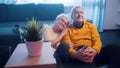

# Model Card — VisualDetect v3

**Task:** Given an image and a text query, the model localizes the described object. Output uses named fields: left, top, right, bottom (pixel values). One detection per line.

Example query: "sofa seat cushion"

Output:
left=0, top=27, right=19, bottom=36
left=0, top=27, right=20, bottom=50
left=0, top=20, right=54, bottom=28
left=0, top=22, right=27, bottom=27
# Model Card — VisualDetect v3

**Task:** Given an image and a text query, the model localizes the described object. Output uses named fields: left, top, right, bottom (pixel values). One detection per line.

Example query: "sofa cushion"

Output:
left=0, top=22, right=27, bottom=27
left=0, top=27, right=20, bottom=51
left=0, top=4, right=8, bottom=22
left=8, top=3, right=36, bottom=21
left=37, top=4, right=64, bottom=21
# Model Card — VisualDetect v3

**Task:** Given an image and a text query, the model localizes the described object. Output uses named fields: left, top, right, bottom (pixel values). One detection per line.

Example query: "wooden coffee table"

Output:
left=5, top=42, right=56, bottom=68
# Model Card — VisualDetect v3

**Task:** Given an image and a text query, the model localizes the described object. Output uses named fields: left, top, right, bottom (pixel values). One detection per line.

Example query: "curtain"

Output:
left=0, top=0, right=16, bottom=4
left=82, top=0, right=106, bottom=32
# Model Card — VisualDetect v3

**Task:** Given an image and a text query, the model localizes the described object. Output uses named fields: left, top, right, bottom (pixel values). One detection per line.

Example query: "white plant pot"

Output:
left=25, top=40, right=43, bottom=57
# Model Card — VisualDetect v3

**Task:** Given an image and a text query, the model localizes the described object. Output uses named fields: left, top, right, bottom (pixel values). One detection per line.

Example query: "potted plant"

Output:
left=22, top=18, right=43, bottom=57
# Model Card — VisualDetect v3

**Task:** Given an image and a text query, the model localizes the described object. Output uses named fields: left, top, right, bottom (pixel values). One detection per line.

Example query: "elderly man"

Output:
left=56, top=6, right=120, bottom=68
left=60, top=6, right=102, bottom=68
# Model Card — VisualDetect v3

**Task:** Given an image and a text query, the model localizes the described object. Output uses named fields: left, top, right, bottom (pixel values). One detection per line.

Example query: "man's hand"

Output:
left=72, top=46, right=97, bottom=63
left=81, top=47, right=97, bottom=63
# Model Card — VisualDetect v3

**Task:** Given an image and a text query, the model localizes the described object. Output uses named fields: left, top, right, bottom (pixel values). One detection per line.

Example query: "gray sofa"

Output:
left=0, top=3, right=64, bottom=67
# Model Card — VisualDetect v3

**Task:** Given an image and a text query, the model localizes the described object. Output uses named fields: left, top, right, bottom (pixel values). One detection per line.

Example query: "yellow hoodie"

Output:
left=62, top=21, right=102, bottom=54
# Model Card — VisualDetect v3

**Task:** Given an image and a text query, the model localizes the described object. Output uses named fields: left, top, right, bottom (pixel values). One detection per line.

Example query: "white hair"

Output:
left=54, top=13, right=69, bottom=24
left=55, top=13, right=67, bottom=20
left=71, top=6, right=83, bottom=16
left=70, top=6, right=84, bottom=23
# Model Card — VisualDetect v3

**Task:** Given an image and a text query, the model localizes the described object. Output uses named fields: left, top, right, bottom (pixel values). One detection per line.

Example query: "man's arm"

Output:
left=91, top=25, right=102, bottom=53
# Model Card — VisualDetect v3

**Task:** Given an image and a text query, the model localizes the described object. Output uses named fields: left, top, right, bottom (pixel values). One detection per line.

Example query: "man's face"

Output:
left=72, top=7, right=84, bottom=24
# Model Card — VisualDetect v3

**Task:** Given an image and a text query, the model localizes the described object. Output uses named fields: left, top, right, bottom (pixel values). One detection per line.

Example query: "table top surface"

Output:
left=5, top=42, right=56, bottom=68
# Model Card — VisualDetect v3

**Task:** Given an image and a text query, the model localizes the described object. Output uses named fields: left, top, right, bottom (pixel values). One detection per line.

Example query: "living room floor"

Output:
left=99, top=29, right=120, bottom=68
